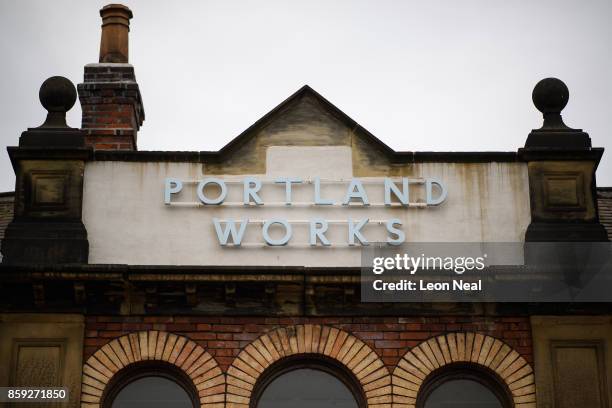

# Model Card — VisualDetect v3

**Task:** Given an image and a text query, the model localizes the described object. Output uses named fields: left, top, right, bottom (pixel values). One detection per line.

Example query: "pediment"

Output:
left=204, top=85, right=397, bottom=176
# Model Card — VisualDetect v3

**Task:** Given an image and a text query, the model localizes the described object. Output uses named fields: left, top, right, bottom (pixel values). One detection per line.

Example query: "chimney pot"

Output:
left=79, top=4, right=144, bottom=150
left=99, top=4, right=133, bottom=63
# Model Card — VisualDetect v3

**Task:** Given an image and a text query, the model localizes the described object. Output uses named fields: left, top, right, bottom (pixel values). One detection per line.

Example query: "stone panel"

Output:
left=532, top=316, right=612, bottom=408
left=0, top=314, right=84, bottom=408
left=552, top=342, right=605, bottom=408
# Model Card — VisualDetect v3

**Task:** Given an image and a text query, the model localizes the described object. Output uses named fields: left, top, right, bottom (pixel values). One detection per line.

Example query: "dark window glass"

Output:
left=423, top=378, right=503, bottom=408
left=257, top=368, right=359, bottom=408
left=111, top=376, right=194, bottom=408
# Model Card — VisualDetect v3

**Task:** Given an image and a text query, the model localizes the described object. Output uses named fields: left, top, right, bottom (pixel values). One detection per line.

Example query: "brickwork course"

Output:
left=83, top=316, right=533, bottom=369
left=81, top=316, right=535, bottom=407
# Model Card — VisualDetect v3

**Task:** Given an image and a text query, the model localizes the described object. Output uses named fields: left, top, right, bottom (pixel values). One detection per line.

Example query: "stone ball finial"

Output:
left=39, top=76, right=77, bottom=113
left=38, top=76, right=77, bottom=128
left=532, top=77, right=569, bottom=114
left=526, top=77, right=591, bottom=148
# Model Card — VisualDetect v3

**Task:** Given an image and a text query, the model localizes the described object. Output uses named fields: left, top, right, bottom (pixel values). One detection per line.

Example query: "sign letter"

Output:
left=384, top=178, right=409, bottom=206
left=197, top=178, right=227, bottom=205
left=262, top=219, right=292, bottom=246
left=309, top=219, right=331, bottom=246
left=275, top=177, right=302, bottom=205
left=386, top=218, right=405, bottom=245
left=244, top=177, right=263, bottom=205
left=342, top=179, right=370, bottom=206
left=164, top=178, right=183, bottom=204
left=348, top=218, right=369, bottom=246
left=314, top=177, right=334, bottom=205
left=213, top=218, right=249, bottom=245
left=426, top=178, right=447, bottom=206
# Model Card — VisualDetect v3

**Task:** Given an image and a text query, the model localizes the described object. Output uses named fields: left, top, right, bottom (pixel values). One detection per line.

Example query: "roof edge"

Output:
left=92, top=150, right=521, bottom=163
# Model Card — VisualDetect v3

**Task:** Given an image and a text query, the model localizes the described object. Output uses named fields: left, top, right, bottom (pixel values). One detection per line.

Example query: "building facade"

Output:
left=1, top=5, right=611, bottom=408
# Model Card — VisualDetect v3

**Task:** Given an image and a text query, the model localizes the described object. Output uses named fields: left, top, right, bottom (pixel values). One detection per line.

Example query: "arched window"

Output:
left=101, top=362, right=199, bottom=408
left=416, top=363, right=513, bottom=408
left=252, top=356, right=365, bottom=408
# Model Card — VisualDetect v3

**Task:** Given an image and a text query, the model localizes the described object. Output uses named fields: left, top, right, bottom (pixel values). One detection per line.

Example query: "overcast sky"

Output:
left=0, top=0, right=610, bottom=193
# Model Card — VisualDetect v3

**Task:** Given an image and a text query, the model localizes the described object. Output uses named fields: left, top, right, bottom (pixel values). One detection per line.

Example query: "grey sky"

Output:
left=1, top=0, right=610, bottom=193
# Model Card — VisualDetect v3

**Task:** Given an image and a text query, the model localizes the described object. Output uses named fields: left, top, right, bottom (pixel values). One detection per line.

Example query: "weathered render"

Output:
left=82, top=89, right=531, bottom=266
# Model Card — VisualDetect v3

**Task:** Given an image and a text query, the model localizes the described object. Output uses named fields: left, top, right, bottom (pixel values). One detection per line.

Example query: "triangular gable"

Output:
left=203, top=85, right=399, bottom=176
left=220, top=85, right=395, bottom=155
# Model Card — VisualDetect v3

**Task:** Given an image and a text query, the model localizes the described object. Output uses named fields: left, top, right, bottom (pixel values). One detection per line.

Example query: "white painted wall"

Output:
left=82, top=146, right=531, bottom=266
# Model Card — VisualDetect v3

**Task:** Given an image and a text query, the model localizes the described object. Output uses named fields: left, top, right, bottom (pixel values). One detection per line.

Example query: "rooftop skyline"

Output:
left=1, top=0, right=610, bottom=191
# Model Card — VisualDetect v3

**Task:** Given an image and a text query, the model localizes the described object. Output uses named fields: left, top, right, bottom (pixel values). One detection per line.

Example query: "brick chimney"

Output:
left=78, top=4, right=144, bottom=150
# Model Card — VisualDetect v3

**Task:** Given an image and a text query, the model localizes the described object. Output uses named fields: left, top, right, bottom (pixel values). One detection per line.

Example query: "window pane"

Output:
left=424, top=379, right=502, bottom=408
left=111, top=376, right=193, bottom=408
left=257, top=368, right=359, bottom=408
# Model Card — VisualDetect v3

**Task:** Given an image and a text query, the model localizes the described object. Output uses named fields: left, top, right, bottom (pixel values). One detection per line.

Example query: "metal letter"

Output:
left=426, top=178, right=448, bottom=206
left=275, top=177, right=302, bottom=205
left=386, top=218, right=405, bottom=245
left=197, top=178, right=227, bottom=205
left=262, top=219, right=292, bottom=246
left=164, top=178, right=183, bottom=204
left=314, top=177, right=334, bottom=205
left=309, top=218, right=331, bottom=246
left=212, top=218, right=248, bottom=245
left=342, top=179, right=370, bottom=206
left=348, top=218, right=369, bottom=246
left=244, top=177, right=263, bottom=205
left=384, top=178, right=409, bottom=206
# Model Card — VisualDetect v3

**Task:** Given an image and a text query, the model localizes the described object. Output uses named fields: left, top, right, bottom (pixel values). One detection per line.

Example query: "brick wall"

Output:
left=84, top=315, right=532, bottom=371
left=77, top=64, right=144, bottom=150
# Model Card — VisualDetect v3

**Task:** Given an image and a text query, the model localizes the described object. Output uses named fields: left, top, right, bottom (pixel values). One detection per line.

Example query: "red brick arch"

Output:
left=80, top=330, right=224, bottom=408
left=225, top=324, right=392, bottom=407
left=392, top=332, right=536, bottom=408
